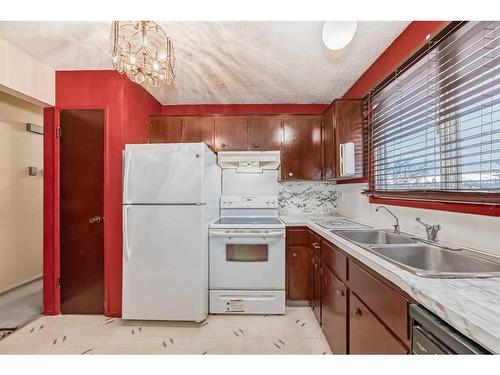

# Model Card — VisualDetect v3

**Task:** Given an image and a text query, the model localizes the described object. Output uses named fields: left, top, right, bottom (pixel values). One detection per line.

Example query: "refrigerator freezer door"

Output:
left=122, top=205, right=208, bottom=321
left=123, top=143, right=207, bottom=204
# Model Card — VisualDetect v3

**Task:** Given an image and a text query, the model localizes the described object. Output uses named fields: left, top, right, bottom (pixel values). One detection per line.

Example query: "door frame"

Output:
left=44, top=105, right=109, bottom=315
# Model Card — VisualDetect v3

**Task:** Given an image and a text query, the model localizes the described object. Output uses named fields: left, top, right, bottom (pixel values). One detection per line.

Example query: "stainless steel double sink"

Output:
left=332, top=229, right=500, bottom=278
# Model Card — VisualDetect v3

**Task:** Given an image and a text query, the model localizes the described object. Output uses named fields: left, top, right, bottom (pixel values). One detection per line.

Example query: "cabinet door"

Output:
left=312, top=255, right=322, bottom=324
left=182, top=117, right=215, bottom=149
left=214, top=117, right=249, bottom=151
left=322, top=104, right=335, bottom=180
left=334, top=100, right=364, bottom=178
left=349, top=294, right=408, bottom=354
left=149, top=117, right=182, bottom=143
left=248, top=116, right=282, bottom=151
left=322, top=267, right=347, bottom=354
left=282, top=116, right=322, bottom=180
left=287, top=246, right=311, bottom=300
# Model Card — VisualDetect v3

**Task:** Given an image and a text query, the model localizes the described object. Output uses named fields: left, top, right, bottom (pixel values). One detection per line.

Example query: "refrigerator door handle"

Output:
left=123, top=206, right=131, bottom=261
left=123, top=151, right=132, bottom=203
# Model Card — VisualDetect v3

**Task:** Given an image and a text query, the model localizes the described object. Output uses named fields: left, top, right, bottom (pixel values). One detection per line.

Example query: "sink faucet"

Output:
left=376, top=206, right=400, bottom=234
left=416, top=218, right=441, bottom=242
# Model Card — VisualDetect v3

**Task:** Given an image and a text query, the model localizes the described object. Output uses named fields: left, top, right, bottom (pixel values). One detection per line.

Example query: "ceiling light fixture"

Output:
left=110, top=21, right=175, bottom=87
left=322, top=21, right=358, bottom=50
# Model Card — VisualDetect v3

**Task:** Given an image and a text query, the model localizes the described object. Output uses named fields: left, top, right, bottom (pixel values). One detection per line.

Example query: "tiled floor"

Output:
left=0, top=307, right=331, bottom=355
left=0, top=278, right=42, bottom=329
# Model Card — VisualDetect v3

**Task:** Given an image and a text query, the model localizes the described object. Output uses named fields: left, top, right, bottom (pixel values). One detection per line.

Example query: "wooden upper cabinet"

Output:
left=333, top=99, right=364, bottom=179
left=282, top=116, right=322, bottom=180
left=181, top=117, right=215, bottom=150
left=322, top=104, right=336, bottom=180
left=149, top=116, right=182, bottom=143
left=248, top=116, right=282, bottom=151
left=214, top=117, right=249, bottom=151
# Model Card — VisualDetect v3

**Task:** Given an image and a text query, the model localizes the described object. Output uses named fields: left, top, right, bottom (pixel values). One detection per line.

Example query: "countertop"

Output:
left=279, top=213, right=500, bottom=353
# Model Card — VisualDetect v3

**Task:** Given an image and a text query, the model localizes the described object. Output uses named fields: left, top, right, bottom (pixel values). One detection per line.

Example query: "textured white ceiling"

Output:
left=0, top=21, right=409, bottom=104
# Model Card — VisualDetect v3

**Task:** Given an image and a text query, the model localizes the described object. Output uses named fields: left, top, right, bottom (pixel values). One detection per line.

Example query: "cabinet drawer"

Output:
left=322, top=240, right=347, bottom=282
left=350, top=261, right=409, bottom=343
left=286, top=227, right=310, bottom=246
left=310, top=232, right=322, bottom=258
left=350, top=294, right=408, bottom=354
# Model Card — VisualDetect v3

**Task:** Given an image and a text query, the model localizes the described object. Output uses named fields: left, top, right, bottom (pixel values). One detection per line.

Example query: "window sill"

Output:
left=368, top=195, right=500, bottom=217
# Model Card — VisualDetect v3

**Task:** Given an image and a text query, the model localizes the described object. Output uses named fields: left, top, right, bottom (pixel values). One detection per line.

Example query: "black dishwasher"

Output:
left=409, top=305, right=490, bottom=354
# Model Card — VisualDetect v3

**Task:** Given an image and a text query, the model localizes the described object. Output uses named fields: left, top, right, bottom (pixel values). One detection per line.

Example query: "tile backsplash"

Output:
left=278, top=181, right=339, bottom=215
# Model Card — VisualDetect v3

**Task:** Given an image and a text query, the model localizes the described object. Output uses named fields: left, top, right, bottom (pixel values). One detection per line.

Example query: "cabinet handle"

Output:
left=335, top=289, right=345, bottom=297
left=352, top=308, right=361, bottom=317
left=221, top=143, right=226, bottom=148
left=288, top=172, right=293, bottom=177
left=254, top=143, right=259, bottom=148
left=312, top=242, right=320, bottom=249
left=292, top=252, right=297, bottom=257
left=314, top=263, right=318, bottom=269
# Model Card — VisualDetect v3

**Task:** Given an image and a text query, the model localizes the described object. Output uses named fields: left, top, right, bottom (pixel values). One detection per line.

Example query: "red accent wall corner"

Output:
left=43, top=70, right=161, bottom=317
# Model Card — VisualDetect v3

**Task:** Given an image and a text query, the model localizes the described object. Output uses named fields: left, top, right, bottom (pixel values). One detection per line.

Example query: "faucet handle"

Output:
left=416, top=218, right=441, bottom=241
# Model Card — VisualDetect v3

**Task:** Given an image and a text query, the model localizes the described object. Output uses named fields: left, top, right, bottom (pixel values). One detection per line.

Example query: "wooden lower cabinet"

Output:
left=287, top=246, right=311, bottom=301
left=349, top=293, right=408, bottom=354
left=312, top=254, right=321, bottom=324
left=286, top=227, right=411, bottom=354
left=321, top=266, right=347, bottom=354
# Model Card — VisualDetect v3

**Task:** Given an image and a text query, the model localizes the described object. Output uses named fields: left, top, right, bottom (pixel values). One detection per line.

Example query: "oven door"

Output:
left=209, top=229, right=285, bottom=290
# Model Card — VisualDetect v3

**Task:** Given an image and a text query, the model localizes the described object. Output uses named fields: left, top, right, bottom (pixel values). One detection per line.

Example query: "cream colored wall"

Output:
left=336, top=183, right=500, bottom=257
left=0, top=91, right=43, bottom=293
left=0, top=37, right=55, bottom=106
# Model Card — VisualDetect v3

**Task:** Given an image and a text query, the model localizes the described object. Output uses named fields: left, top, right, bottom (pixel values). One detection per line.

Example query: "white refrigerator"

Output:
left=122, top=143, right=221, bottom=321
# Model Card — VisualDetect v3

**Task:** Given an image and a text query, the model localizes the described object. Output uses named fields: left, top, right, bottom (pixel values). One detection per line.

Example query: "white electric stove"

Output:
left=209, top=195, right=285, bottom=315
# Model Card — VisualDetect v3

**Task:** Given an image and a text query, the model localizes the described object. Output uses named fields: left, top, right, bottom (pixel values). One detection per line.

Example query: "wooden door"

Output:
left=60, top=109, right=104, bottom=314
left=287, top=246, right=311, bottom=300
left=149, top=116, right=182, bottom=143
left=322, top=267, right=348, bottom=354
left=282, top=116, right=322, bottom=180
left=349, top=294, right=408, bottom=354
left=334, top=100, right=364, bottom=178
left=214, top=117, right=249, bottom=151
left=322, top=104, right=336, bottom=180
left=313, top=255, right=322, bottom=324
left=248, top=116, right=282, bottom=151
left=182, top=117, right=215, bottom=150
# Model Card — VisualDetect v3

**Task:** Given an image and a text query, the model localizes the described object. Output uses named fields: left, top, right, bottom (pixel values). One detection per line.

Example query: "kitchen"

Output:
left=0, top=0, right=499, bottom=372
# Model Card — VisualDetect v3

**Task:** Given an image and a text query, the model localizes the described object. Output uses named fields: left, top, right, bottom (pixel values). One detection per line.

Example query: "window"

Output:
left=365, top=21, right=500, bottom=204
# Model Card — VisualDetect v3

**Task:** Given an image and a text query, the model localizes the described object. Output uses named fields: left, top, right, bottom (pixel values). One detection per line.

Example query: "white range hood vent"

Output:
left=217, top=151, right=281, bottom=173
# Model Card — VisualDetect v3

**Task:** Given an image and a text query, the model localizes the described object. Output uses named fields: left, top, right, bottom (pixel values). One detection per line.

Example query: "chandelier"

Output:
left=110, top=21, right=175, bottom=87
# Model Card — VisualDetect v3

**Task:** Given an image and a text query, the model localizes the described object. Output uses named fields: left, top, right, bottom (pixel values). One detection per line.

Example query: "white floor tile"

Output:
left=0, top=307, right=331, bottom=355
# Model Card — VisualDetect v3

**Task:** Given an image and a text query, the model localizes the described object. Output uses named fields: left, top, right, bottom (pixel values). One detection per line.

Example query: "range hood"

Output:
left=217, top=151, right=281, bottom=173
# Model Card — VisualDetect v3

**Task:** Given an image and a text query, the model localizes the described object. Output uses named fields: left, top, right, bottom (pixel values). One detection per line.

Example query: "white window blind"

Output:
left=366, top=21, right=500, bottom=194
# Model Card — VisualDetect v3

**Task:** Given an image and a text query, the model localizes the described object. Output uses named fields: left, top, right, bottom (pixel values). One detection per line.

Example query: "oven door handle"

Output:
left=210, top=230, right=285, bottom=238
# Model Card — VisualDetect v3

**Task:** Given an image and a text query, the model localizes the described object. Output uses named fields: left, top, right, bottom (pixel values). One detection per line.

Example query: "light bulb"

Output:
left=135, top=71, right=145, bottom=84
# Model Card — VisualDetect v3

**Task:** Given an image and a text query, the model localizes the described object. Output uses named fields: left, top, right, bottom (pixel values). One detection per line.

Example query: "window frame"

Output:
left=364, top=21, right=500, bottom=216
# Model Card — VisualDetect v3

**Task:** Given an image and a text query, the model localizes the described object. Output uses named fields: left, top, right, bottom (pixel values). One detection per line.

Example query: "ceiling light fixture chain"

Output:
left=110, top=21, right=175, bottom=87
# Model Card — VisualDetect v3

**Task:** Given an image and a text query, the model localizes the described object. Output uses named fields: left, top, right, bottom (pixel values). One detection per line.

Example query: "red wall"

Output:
left=161, top=104, right=328, bottom=116
left=343, top=21, right=449, bottom=99
left=44, top=70, right=161, bottom=316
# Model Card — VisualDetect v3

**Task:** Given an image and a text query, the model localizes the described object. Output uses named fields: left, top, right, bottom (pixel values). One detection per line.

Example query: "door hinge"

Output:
left=58, top=277, right=62, bottom=287
left=56, top=127, right=62, bottom=138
